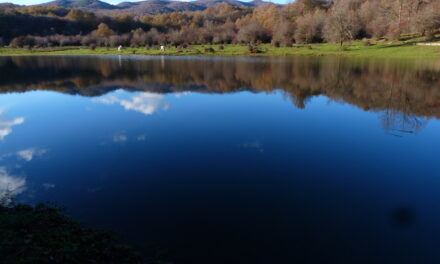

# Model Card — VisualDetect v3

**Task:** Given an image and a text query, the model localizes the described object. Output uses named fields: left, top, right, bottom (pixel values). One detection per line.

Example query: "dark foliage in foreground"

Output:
left=0, top=203, right=145, bottom=264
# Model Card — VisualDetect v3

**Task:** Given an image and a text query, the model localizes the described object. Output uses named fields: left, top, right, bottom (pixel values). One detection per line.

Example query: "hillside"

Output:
left=42, top=0, right=118, bottom=10
left=37, top=0, right=274, bottom=14
left=0, top=3, right=21, bottom=8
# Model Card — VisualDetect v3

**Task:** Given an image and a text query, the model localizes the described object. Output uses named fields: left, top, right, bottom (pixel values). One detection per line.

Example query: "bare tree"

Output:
left=323, top=0, right=360, bottom=47
left=236, top=22, right=269, bottom=44
left=413, top=5, right=440, bottom=40
left=294, top=10, right=325, bottom=44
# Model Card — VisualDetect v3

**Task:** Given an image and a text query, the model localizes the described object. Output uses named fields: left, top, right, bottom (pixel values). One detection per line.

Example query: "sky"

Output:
left=0, top=0, right=287, bottom=5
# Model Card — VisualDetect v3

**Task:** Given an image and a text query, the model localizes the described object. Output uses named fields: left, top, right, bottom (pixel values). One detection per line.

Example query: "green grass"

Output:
left=1, top=41, right=440, bottom=58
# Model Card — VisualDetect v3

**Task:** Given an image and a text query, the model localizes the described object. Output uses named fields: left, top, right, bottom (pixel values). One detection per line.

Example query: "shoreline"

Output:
left=1, top=42, right=440, bottom=58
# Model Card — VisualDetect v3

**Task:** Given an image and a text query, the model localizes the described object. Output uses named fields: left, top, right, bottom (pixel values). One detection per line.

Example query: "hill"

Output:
left=42, top=0, right=118, bottom=10
left=0, top=3, right=21, bottom=8
left=37, top=0, right=274, bottom=14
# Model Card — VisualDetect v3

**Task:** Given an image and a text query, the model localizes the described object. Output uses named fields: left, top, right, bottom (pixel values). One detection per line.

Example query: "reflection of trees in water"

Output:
left=381, top=110, right=428, bottom=137
left=380, top=81, right=429, bottom=136
left=1, top=56, right=440, bottom=134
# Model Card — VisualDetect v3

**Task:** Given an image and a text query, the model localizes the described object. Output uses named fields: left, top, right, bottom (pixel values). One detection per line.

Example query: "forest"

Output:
left=0, top=0, right=439, bottom=49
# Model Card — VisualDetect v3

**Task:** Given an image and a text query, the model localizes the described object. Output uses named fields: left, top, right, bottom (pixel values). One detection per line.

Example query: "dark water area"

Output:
left=1, top=55, right=440, bottom=263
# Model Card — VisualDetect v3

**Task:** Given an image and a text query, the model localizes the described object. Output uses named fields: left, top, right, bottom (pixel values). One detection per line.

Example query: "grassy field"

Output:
left=0, top=41, right=440, bottom=58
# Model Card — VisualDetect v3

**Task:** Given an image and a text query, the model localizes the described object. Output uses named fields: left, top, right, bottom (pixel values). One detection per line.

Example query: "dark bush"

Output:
left=248, top=44, right=263, bottom=53
left=10, top=36, right=35, bottom=48
left=363, top=39, right=372, bottom=46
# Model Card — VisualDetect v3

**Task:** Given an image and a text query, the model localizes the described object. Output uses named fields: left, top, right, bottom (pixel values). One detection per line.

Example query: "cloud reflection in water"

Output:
left=97, top=91, right=169, bottom=115
left=0, top=111, right=24, bottom=141
left=0, top=167, right=26, bottom=205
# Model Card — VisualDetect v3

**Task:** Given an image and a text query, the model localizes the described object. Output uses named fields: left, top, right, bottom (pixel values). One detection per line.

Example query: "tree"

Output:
left=145, top=28, right=160, bottom=46
left=323, top=1, right=360, bottom=47
left=130, top=28, right=147, bottom=47
left=294, top=10, right=325, bottom=44
left=296, top=0, right=328, bottom=15
left=10, top=36, right=35, bottom=48
left=65, top=9, right=97, bottom=32
left=413, top=5, right=440, bottom=40
left=94, top=23, right=115, bottom=38
left=236, top=22, right=269, bottom=44
left=272, top=20, right=295, bottom=46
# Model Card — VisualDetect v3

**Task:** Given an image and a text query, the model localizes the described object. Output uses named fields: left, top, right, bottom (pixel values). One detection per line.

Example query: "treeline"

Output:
left=1, top=0, right=440, bottom=48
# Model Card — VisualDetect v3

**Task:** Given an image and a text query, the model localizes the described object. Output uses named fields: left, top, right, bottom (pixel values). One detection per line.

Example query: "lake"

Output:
left=1, top=55, right=440, bottom=264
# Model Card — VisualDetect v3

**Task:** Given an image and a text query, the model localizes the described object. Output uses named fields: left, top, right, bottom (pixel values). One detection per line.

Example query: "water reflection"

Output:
left=392, top=205, right=416, bottom=228
left=0, top=167, right=26, bottom=206
left=0, top=147, right=47, bottom=162
left=1, top=56, right=440, bottom=135
left=0, top=111, right=24, bottom=141
left=1, top=56, right=440, bottom=263
left=16, top=148, right=47, bottom=162
left=97, top=91, right=169, bottom=115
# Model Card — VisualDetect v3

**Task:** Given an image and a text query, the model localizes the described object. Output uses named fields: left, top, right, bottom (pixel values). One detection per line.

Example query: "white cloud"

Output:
left=16, top=148, right=47, bottom=161
left=0, top=113, right=24, bottom=141
left=113, top=133, right=128, bottom=142
left=97, top=92, right=169, bottom=115
left=0, top=147, right=47, bottom=162
left=137, top=135, right=146, bottom=141
left=0, top=167, right=26, bottom=205
left=42, top=183, right=55, bottom=189
left=174, top=92, right=191, bottom=98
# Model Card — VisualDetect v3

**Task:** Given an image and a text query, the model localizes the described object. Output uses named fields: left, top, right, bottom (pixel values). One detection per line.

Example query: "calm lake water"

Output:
left=1, top=55, right=440, bottom=263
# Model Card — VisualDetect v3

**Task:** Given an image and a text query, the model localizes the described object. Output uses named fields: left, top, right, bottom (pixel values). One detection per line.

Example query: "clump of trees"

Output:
left=2, top=0, right=440, bottom=49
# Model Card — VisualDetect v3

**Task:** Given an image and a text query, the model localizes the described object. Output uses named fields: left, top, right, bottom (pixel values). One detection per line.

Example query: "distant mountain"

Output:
left=0, top=3, right=21, bottom=8
left=113, top=0, right=205, bottom=15
left=42, top=0, right=118, bottom=10
left=116, top=1, right=138, bottom=8
left=195, top=0, right=254, bottom=7
left=38, top=0, right=277, bottom=14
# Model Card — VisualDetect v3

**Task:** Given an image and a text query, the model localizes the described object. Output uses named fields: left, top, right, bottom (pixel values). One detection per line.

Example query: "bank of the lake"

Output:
left=1, top=42, right=440, bottom=58
left=0, top=204, right=147, bottom=264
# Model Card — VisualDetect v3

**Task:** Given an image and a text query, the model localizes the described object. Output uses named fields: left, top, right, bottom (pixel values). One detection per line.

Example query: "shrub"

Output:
left=362, top=39, right=372, bottom=46
left=248, top=44, right=263, bottom=53
left=236, top=22, right=270, bottom=44
left=10, top=36, right=35, bottom=48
